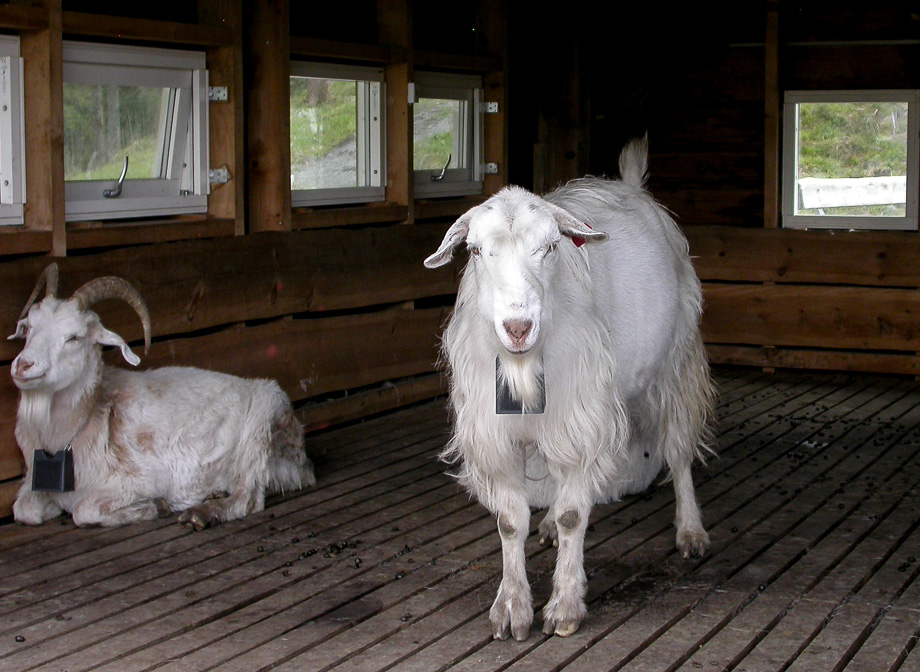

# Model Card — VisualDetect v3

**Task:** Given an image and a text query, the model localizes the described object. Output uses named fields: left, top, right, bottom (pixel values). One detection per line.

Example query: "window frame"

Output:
left=62, top=41, right=209, bottom=223
left=782, top=89, right=919, bottom=231
left=412, top=71, right=483, bottom=199
left=289, top=61, right=386, bottom=208
left=0, top=35, right=25, bottom=227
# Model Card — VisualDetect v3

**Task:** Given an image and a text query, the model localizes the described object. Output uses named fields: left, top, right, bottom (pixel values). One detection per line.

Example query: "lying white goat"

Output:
left=9, top=264, right=314, bottom=529
left=424, top=137, right=715, bottom=640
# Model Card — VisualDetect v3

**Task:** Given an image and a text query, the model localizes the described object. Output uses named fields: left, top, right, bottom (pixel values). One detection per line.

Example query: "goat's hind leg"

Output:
left=72, top=494, right=170, bottom=527
left=179, top=486, right=262, bottom=530
left=663, top=337, right=715, bottom=559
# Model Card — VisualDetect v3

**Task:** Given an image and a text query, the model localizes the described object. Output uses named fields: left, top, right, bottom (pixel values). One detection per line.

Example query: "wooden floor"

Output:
left=2, top=367, right=920, bottom=672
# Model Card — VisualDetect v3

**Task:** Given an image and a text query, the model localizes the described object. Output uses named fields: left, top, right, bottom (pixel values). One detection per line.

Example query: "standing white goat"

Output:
left=424, top=137, right=715, bottom=640
left=8, top=264, right=314, bottom=529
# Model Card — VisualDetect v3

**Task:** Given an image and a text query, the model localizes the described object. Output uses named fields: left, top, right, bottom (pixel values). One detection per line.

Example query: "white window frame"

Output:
left=63, top=42, right=209, bottom=222
left=782, top=90, right=919, bottom=231
left=289, top=61, right=385, bottom=208
left=412, top=71, right=483, bottom=199
left=0, top=35, right=25, bottom=226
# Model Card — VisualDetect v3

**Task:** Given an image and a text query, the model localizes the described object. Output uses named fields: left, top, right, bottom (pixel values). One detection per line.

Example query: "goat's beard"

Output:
left=497, top=351, right=544, bottom=411
left=18, top=390, right=53, bottom=429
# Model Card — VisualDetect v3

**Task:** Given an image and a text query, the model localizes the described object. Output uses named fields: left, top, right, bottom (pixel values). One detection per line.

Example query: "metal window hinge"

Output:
left=208, top=86, right=228, bottom=102
left=483, top=163, right=499, bottom=175
left=209, top=168, right=229, bottom=184
left=484, top=101, right=499, bottom=114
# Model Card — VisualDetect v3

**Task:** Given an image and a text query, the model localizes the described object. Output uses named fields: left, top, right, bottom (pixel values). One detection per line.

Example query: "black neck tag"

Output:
left=32, top=448, right=75, bottom=493
left=496, top=357, right=545, bottom=415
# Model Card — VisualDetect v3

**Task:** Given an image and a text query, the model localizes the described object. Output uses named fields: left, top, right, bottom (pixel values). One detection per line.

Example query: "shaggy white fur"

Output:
left=425, top=136, right=715, bottom=641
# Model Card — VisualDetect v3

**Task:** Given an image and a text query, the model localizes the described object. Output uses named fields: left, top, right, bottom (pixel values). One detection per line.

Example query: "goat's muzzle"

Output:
left=11, top=356, right=44, bottom=387
left=502, top=319, right=534, bottom=353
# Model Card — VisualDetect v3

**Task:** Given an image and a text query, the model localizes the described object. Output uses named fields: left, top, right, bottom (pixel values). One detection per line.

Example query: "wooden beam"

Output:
left=299, top=373, right=446, bottom=433
left=686, top=225, right=920, bottom=286
left=764, top=0, right=781, bottom=228
left=245, top=0, right=291, bottom=232
left=0, top=225, right=459, bottom=361
left=61, top=11, right=233, bottom=47
left=701, top=283, right=920, bottom=352
left=199, top=1, right=245, bottom=234
left=20, top=0, right=65, bottom=255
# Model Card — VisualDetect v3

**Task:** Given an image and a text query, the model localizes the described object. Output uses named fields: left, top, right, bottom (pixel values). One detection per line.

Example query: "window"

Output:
left=290, top=62, right=385, bottom=207
left=782, top=90, right=919, bottom=230
left=63, top=42, right=209, bottom=222
left=413, top=71, right=483, bottom=198
left=0, top=35, right=25, bottom=226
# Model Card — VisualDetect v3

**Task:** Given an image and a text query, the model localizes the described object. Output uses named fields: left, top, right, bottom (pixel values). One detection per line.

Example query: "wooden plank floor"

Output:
left=2, top=367, right=920, bottom=672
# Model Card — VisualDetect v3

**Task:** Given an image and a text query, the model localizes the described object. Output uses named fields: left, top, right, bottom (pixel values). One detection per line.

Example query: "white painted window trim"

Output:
left=289, top=61, right=386, bottom=208
left=782, top=89, right=919, bottom=231
left=62, top=41, right=209, bottom=222
left=0, top=35, right=25, bottom=226
left=413, top=71, right=483, bottom=199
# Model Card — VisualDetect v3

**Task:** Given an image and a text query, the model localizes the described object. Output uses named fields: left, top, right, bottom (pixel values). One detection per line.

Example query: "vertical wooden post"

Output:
left=479, top=0, right=508, bottom=195
left=245, top=0, right=291, bottom=232
left=20, top=0, right=65, bottom=255
left=378, top=0, right=412, bottom=221
left=764, top=0, right=781, bottom=228
left=199, top=0, right=245, bottom=235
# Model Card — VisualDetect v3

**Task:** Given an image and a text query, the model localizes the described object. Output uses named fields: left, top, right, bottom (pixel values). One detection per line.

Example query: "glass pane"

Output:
left=414, top=98, right=466, bottom=171
left=795, top=101, right=908, bottom=217
left=64, top=83, right=169, bottom=182
left=290, top=77, right=359, bottom=190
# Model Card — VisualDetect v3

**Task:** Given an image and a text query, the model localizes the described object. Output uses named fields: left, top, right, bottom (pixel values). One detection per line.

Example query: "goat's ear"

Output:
left=8, top=319, right=28, bottom=340
left=424, top=213, right=473, bottom=268
left=549, top=202, right=608, bottom=245
left=93, top=324, right=141, bottom=366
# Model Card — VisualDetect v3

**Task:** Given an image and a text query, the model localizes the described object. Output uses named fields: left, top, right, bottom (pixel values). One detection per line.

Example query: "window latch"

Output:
left=431, top=154, right=451, bottom=182
left=103, top=156, right=128, bottom=199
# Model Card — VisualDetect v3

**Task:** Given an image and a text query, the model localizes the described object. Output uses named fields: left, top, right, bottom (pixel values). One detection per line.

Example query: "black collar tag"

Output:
left=496, top=357, right=545, bottom=415
left=32, top=449, right=75, bottom=493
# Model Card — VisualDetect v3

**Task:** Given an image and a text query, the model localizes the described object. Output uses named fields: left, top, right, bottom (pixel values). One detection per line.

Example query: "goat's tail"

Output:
left=618, top=133, right=649, bottom=188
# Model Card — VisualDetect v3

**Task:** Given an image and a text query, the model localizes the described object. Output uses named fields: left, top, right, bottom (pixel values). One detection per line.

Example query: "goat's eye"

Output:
left=65, top=334, right=81, bottom=344
left=468, top=246, right=481, bottom=257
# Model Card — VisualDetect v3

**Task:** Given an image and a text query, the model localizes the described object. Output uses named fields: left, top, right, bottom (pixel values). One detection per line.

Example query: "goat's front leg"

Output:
left=488, top=479, right=533, bottom=641
left=12, top=482, right=63, bottom=525
left=542, top=478, right=592, bottom=637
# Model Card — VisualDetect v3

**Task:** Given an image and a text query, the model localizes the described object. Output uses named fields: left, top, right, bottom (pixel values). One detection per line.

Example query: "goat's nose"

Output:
left=14, top=358, right=33, bottom=377
left=503, top=319, right=533, bottom=347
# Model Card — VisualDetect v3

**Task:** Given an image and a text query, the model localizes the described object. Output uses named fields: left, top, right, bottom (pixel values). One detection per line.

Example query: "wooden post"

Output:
left=20, top=0, right=65, bottom=255
left=764, top=0, right=781, bottom=228
left=199, top=0, right=245, bottom=235
left=378, top=0, right=412, bottom=220
left=245, top=0, right=291, bottom=232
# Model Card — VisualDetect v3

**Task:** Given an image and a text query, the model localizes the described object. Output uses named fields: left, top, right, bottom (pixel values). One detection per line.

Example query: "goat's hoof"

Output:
left=490, top=590, right=533, bottom=641
left=179, top=507, right=218, bottom=531
left=676, top=528, right=710, bottom=559
left=542, top=613, right=582, bottom=637
left=154, top=498, right=172, bottom=518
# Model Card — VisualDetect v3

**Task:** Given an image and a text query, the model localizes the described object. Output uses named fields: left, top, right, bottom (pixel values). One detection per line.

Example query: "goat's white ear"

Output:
left=8, top=319, right=28, bottom=340
left=94, top=325, right=141, bottom=366
left=549, top=202, right=608, bottom=244
left=424, top=213, right=472, bottom=268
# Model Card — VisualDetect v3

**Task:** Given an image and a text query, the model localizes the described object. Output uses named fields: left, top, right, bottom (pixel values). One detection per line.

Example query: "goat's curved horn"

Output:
left=71, top=276, right=152, bottom=354
left=17, top=263, right=60, bottom=321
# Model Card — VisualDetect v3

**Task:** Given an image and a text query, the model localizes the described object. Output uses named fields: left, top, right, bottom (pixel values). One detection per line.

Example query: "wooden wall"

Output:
left=512, top=1, right=920, bottom=379
left=0, top=0, right=506, bottom=517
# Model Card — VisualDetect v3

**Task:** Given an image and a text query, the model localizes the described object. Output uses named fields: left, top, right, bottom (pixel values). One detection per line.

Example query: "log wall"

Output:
left=0, top=0, right=502, bottom=518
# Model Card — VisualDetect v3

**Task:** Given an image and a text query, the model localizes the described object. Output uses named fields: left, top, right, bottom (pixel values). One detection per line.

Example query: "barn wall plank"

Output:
left=701, top=284, right=920, bottom=352
left=0, top=225, right=456, bottom=362
left=686, top=225, right=920, bottom=287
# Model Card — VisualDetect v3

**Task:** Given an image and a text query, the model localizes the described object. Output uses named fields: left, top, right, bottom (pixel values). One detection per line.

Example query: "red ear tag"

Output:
left=571, top=223, right=593, bottom=248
